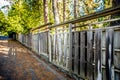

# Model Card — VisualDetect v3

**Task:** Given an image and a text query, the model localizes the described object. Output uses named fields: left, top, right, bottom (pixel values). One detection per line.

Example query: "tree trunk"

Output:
left=63, top=0, right=66, bottom=22
left=43, top=0, right=49, bottom=24
left=74, top=0, right=77, bottom=18
left=73, top=0, right=78, bottom=29
left=52, top=0, right=60, bottom=24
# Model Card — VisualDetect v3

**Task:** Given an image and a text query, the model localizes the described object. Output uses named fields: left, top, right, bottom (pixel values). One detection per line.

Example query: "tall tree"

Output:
left=43, top=0, right=49, bottom=24
left=74, top=0, right=77, bottom=18
left=63, top=0, right=66, bottom=21
left=52, top=0, right=60, bottom=24
left=7, top=0, right=44, bottom=33
left=0, top=10, right=8, bottom=32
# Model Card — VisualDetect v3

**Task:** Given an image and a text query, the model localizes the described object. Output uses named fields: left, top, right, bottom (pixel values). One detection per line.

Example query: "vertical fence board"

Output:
left=74, top=32, right=79, bottom=74
left=58, top=32, right=62, bottom=65
left=56, top=32, right=59, bottom=64
left=80, top=31, right=86, bottom=78
left=42, top=33, right=44, bottom=52
left=72, top=32, right=74, bottom=71
left=40, top=34, right=42, bottom=53
left=78, top=32, right=81, bottom=75
left=37, top=33, right=39, bottom=54
left=66, top=33, right=70, bottom=69
left=53, top=32, right=56, bottom=62
left=94, top=30, right=102, bottom=80
left=30, top=33, right=32, bottom=49
left=63, top=32, right=67, bottom=67
left=68, top=24, right=73, bottom=71
left=46, top=32, right=48, bottom=53
left=38, top=33, right=40, bottom=55
left=106, top=29, right=114, bottom=80
left=49, top=32, right=52, bottom=62
left=87, top=30, right=94, bottom=80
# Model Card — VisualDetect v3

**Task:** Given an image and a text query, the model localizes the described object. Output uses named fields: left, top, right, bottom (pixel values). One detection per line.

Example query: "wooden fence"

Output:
left=17, top=5, right=120, bottom=80
left=48, top=25, right=120, bottom=80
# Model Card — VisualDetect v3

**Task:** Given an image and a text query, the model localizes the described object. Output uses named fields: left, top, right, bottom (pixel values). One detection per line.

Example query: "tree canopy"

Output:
left=0, top=0, right=113, bottom=34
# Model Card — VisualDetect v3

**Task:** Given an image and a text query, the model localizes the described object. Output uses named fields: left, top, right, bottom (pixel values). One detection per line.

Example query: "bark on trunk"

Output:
left=52, top=0, right=60, bottom=24
left=63, top=0, right=66, bottom=21
left=43, top=0, right=49, bottom=24
left=74, top=0, right=77, bottom=18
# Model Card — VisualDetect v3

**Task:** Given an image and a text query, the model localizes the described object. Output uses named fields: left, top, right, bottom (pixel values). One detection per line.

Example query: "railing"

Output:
left=17, top=5, right=120, bottom=80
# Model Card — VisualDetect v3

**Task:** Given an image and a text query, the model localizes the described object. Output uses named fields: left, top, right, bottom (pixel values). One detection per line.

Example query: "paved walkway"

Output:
left=0, top=40, right=73, bottom=80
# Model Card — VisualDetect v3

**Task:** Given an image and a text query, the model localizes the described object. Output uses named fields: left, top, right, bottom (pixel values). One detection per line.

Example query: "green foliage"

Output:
left=0, top=11, right=9, bottom=32
left=0, top=0, right=113, bottom=34
left=0, top=0, right=44, bottom=34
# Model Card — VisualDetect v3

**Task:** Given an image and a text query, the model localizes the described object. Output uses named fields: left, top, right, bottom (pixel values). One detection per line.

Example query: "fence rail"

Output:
left=17, top=6, right=120, bottom=80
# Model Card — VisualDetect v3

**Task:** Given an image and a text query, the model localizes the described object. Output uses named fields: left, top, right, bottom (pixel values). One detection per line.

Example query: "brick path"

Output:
left=0, top=40, right=74, bottom=80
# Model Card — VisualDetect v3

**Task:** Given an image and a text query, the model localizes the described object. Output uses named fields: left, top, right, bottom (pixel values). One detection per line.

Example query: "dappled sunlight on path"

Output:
left=0, top=40, right=73, bottom=80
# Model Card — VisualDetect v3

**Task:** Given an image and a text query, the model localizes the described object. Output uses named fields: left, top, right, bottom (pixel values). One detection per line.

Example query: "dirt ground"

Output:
left=0, top=40, right=74, bottom=80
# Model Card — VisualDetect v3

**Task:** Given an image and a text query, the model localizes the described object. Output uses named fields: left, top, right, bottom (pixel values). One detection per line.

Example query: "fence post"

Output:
left=106, top=29, right=114, bottom=80
left=68, top=23, right=73, bottom=71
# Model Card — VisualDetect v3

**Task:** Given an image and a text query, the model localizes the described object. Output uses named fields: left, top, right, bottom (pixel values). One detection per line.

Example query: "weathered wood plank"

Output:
left=42, top=33, right=44, bottom=53
left=53, top=32, right=56, bottom=62
left=68, top=23, right=73, bottom=71
left=64, top=32, right=67, bottom=67
left=49, top=32, right=52, bottom=62
left=56, top=32, right=58, bottom=64
left=30, top=33, right=32, bottom=49
left=40, top=34, right=42, bottom=53
left=37, top=34, right=39, bottom=53
left=66, top=33, right=70, bottom=70
left=61, top=31, right=64, bottom=66
left=105, top=29, right=114, bottom=80
left=94, top=29, right=102, bottom=80
left=80, top=31, right=86, bottom=78
left=85, top=31, right=87, bottom=78
left=38, top=33, right=40, bottom=55
left=87, top=30, right=94, bottom=80
left=74, top=32, right=79, bottom=74
left=72, top=32, right=75, bottom=71
left=58, top=33, right=62, bottom=65
left=78, top=32, right=81, bottom=75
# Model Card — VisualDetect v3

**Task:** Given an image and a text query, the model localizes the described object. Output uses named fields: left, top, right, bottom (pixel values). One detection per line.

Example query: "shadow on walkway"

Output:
left=0, top=40, right=73, bottom=80
left=0, top=47, right=17, bottom=80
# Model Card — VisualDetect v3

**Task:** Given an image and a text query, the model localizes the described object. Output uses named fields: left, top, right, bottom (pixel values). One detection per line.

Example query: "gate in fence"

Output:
left=18, top=5, right=120, bottom=80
